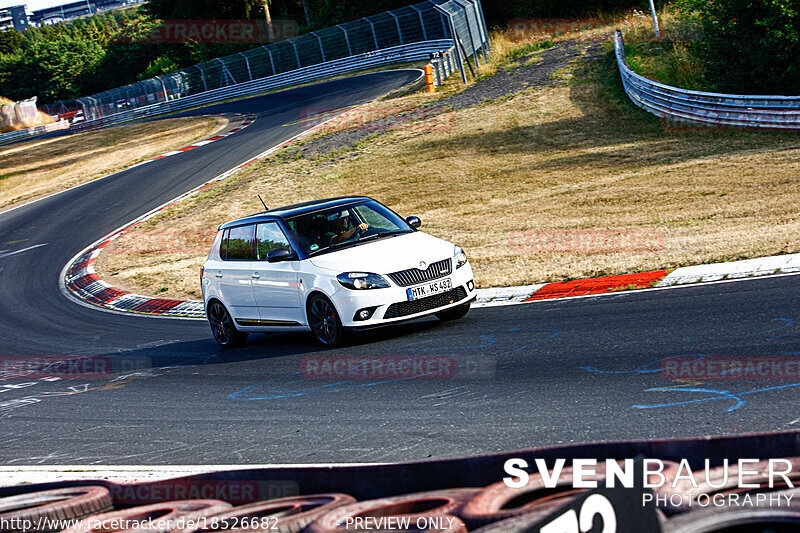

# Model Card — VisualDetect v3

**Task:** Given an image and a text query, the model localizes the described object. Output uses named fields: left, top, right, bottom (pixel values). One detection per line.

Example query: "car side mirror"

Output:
left=406, top=216, right=421, bottom=229
left=267, top=247, right=294, bottom=263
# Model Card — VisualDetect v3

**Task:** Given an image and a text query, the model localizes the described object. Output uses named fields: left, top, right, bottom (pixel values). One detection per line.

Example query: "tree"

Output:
left=1, top=35, right=105, bottom=101
left=677, top=0, right=800, bottom=94
left=143, top=0, right=266, bottom=20
left=0, top=29, right=23, bottom=55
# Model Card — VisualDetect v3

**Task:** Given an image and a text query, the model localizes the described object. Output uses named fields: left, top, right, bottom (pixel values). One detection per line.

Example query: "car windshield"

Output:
left=285, top=200, right=413, bottom=256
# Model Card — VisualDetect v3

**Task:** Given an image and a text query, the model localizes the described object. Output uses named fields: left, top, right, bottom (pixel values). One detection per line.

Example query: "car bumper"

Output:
left=332, top=263, right=477, bottom=327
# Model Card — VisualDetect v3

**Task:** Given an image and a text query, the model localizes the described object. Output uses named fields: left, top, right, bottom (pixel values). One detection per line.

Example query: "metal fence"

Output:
left=615, top=31, right=800, bottom=130
left=68, top=41, right=455, bottom=133
left=40, top=0, right=489, bottom=132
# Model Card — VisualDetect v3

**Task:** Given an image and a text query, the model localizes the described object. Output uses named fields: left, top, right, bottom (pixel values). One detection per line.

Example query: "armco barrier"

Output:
left=615, top=30, right=800, bottom=130
left=0, top=120, right=70, bottom=147
left=71, top=40, right=455, bottom=133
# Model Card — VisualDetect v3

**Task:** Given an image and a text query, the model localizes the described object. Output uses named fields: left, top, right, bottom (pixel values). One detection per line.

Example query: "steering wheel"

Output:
left=356, top=226, right=381, bottom=239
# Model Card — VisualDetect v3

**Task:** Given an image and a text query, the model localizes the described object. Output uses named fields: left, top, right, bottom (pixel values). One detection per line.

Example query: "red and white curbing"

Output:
left=477, top=254, right=800, bottom=306
left=66, top=239, right=800, bottom=319
left=127, top=113, right=257, bottom=168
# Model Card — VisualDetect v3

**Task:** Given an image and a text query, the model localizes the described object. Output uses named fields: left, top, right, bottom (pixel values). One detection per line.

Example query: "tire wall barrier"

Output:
left=4, top=431, right=800, bottom=532
left=614, top=30, right=800, bottom=130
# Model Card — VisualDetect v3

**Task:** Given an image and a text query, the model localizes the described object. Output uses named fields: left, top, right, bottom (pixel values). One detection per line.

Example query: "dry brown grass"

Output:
left=97, top=35, right=800, bottom=300
left=0, top=116, right=227, bottom=211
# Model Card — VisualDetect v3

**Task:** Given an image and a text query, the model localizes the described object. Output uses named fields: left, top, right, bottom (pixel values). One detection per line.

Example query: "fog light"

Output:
left=467, top=280, right=475, bottom=291
left=353, top=307, right=378, bottom=321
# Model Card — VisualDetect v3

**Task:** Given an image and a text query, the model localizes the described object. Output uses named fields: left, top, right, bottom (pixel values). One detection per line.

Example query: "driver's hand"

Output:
left=358, top=223, right=369, bottom=231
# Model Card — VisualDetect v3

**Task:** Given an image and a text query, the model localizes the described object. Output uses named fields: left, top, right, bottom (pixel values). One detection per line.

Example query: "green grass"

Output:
left=624, top=39, right=711, bottom=91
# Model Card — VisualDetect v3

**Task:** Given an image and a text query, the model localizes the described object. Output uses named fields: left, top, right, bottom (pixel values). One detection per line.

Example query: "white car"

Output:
left=201, top=196, right=476, bottom=347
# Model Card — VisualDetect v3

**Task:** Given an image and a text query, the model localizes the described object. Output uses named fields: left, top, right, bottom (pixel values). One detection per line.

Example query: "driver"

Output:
left=330, top=214, right=368, bottom=245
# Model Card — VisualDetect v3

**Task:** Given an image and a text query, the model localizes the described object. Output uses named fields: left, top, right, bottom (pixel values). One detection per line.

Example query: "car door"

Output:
left=253, top=221, right=302, bottom=325
left=217, top=224, right=259, bottom=322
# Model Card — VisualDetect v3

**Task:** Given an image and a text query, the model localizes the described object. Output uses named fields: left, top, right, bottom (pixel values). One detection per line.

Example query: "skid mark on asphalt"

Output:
left=581, top=354, right=706, bottom=375
left=0, top=367, right=180, bottom=418
left=684, top=318, right=796, bottom=345
left=413, top=386, right=500, bottom=408
left=229, top=328, right=559, bottom=402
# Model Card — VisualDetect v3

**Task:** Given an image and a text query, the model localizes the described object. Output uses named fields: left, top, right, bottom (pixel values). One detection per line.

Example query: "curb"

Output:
left=475, top=254, right=800, bottom=307
left=66, top=236, right=800, bottom=319
left=132, top=113, right=257, bottom=166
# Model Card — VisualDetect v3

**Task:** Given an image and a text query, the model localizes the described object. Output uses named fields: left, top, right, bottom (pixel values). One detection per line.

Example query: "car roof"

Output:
left=218, top=196, right=372, bottom=230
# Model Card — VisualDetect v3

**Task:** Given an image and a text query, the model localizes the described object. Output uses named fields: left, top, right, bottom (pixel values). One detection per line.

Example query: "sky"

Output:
left=1, top=0, right=92, bottom=12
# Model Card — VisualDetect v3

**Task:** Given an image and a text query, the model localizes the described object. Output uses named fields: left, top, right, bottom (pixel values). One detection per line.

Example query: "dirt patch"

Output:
left=287, top=41, right=596, bottom=159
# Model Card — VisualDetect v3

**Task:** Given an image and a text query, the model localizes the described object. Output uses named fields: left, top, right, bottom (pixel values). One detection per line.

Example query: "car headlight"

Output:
left=454, top=246, right=468, bottom=269
left=336, top=272, right=390, bottom=290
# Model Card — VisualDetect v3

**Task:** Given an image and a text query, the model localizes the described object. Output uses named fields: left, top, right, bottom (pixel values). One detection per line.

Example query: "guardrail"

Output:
left=71, top=40, right=455, bottom=132
left=614, top=30, right=800, bottom=130
left=0, top=120, right=70, bottom=147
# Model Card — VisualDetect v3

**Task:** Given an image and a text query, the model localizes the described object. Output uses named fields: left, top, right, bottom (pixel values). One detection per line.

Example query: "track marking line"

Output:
left=0, top=243, right=48, bottom=260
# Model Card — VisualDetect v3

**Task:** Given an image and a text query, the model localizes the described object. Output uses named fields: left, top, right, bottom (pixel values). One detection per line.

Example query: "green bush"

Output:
left=677, top=0, right=800, bottom=94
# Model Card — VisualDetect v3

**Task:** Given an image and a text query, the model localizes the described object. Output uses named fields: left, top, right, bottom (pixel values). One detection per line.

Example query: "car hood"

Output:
left=309, top=232, right=455, bottom=274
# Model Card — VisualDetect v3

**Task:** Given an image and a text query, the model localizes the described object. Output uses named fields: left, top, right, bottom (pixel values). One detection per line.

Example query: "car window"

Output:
left=286, top=200, right=413, bottom=256
left=256, top=222, right=291, bottom=260
left=219, top=228, right=229, bottom=259
left=226, top=225, right=255, bottom=260
left=353, top=204, right=396, bottom=231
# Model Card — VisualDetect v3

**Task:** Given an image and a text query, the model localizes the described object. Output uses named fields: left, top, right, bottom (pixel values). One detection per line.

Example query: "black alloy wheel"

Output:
left=207, top=300, right=248, bottom=348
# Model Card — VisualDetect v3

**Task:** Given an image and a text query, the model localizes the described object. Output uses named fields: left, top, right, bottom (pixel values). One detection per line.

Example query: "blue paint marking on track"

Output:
left=633, top=382, right=800, bottom=412
left=579, top=316, right=800, bottom=413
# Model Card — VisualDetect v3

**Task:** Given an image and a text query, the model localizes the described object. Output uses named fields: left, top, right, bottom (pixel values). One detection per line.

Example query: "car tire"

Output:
left=173, top=494, right=357, bottom=533
left=207, top=300, right=248, bottom=348
left=0, top=487, right=113, bottom=531
left=435, top=302, right=471, bottom=322
left=308, top=294, right=347, bottom=347
left=63, top=500, right=232, bottom=533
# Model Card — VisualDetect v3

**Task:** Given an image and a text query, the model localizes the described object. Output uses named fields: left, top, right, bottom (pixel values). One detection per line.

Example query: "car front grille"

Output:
left=388, top=258, right=452, bottom=287
left=383, top=287, right=468, bottom=320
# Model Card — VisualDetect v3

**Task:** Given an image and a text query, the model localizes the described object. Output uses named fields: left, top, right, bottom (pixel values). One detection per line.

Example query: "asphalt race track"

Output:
left=1, top=70, right=799, bottom=465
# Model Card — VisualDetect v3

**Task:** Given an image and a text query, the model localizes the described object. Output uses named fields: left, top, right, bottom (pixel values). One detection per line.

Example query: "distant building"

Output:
left=30, top=0, right=144, bottom=26
left=0, top=5, right=30, bottom=31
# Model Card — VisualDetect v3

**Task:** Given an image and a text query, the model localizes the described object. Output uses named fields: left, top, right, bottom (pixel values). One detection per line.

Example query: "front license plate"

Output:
left=407, top=278, right=452, bottom=301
